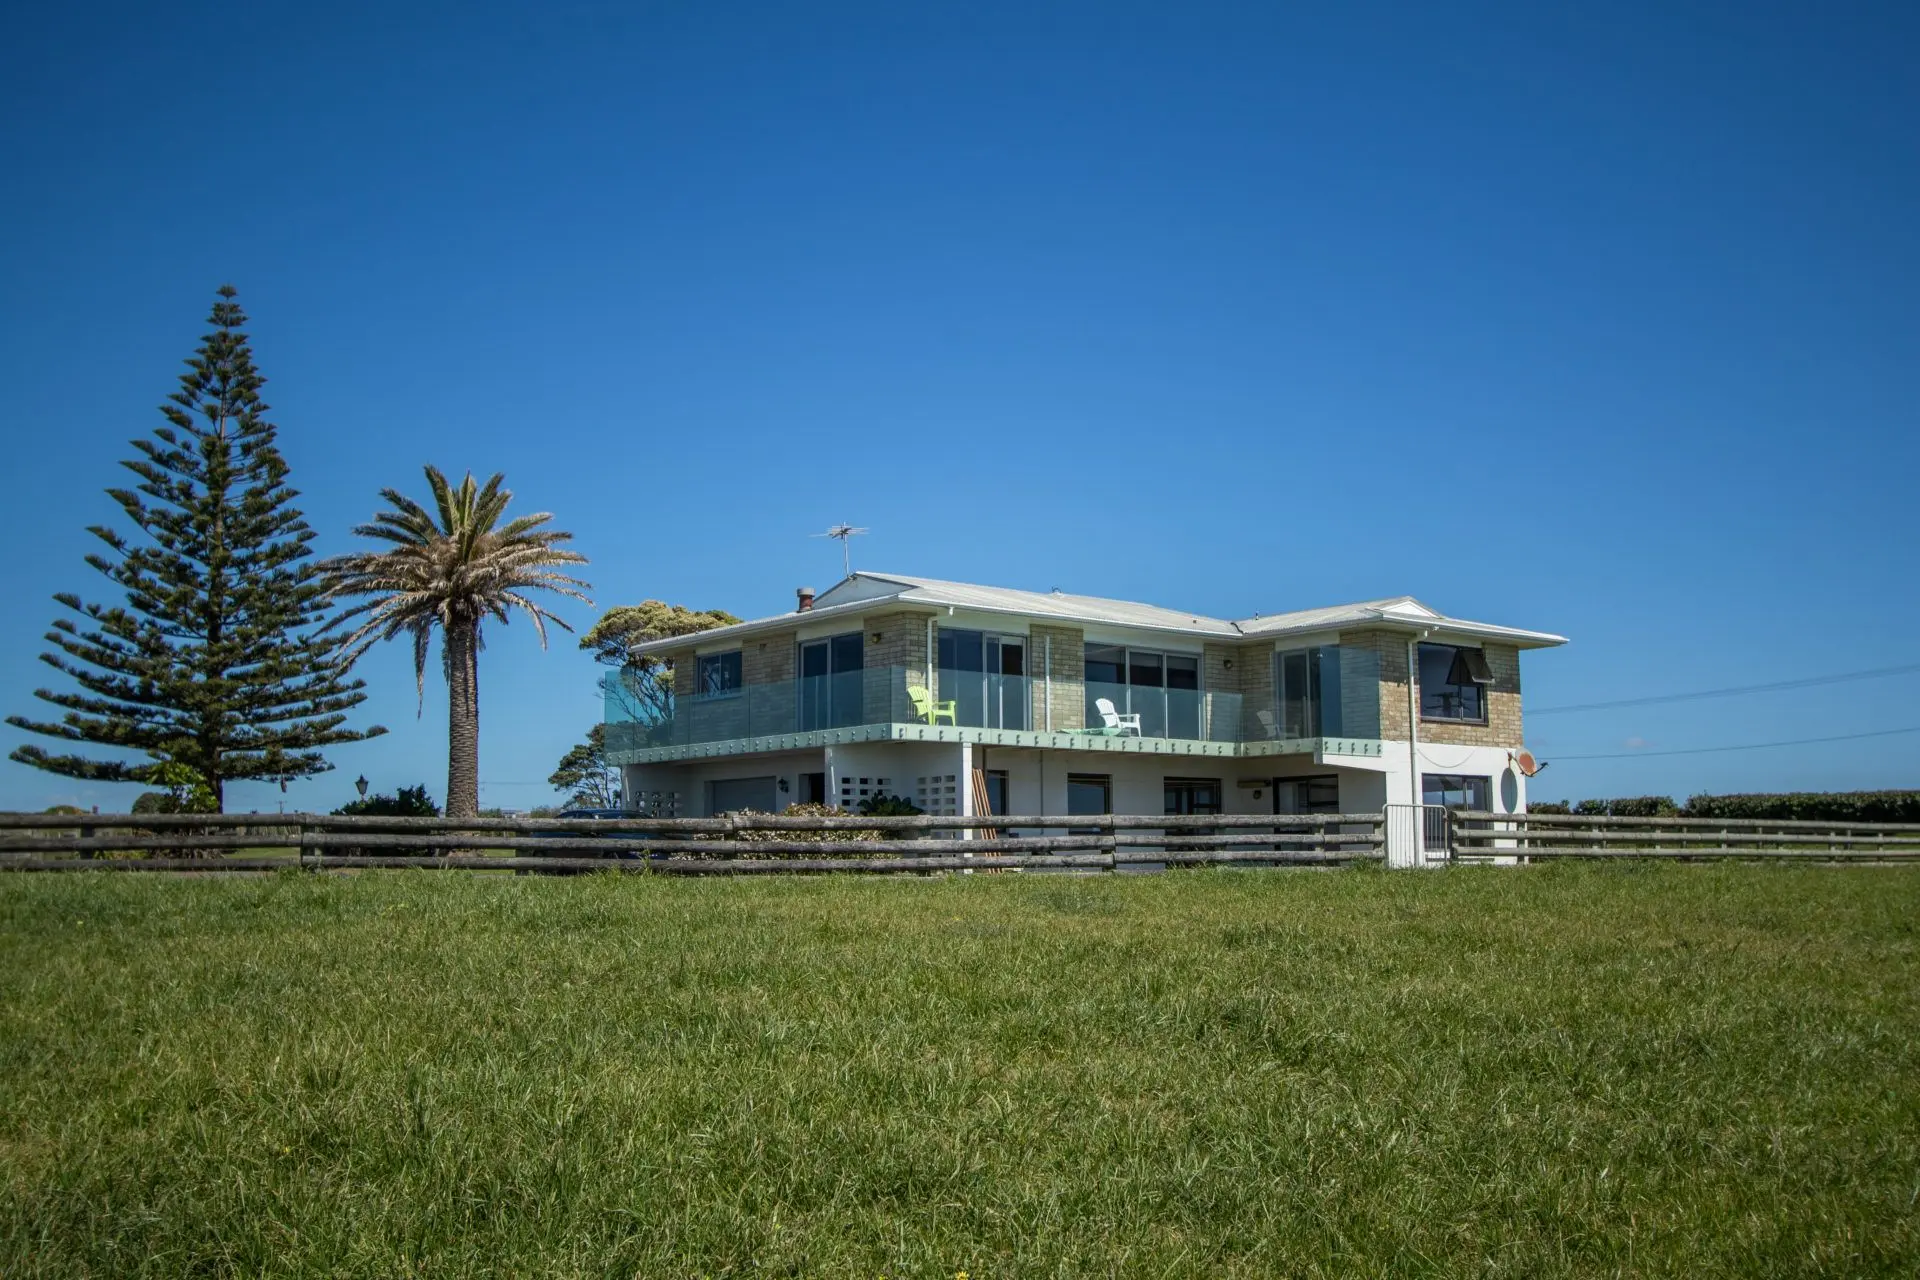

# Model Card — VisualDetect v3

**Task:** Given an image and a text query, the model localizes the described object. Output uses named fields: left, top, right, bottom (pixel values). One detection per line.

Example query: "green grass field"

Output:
left=3, top=866, right=1917, bottom=1277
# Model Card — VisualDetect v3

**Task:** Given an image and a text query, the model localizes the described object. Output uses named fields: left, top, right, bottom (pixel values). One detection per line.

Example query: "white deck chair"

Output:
left=1094, top=697, right=1142, bottom=736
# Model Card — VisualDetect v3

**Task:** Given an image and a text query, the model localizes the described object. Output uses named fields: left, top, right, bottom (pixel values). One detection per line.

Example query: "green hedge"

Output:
left=1682, top=791, right=1920, bottom=823
left=1527, top=791, right=1920, bottom=823
left=1572, top=796, right=1681, bottom=818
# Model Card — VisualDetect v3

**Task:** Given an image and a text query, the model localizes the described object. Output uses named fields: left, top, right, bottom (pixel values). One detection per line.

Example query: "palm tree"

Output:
left=324, top=467, right=591, bottom=818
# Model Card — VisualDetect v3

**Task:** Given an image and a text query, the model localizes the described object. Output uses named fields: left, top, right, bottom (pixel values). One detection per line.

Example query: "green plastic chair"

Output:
left=908, top=685, right=957, bottom=725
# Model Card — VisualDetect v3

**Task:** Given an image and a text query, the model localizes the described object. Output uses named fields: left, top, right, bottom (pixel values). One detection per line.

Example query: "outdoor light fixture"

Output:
left=778, top=778, right=790, bottom=793
left=355, top=775, right=369, bottom=798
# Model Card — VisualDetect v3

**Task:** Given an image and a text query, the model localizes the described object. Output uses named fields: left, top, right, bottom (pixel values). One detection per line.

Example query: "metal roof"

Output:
left=624, top=572, right=1567, bottom=656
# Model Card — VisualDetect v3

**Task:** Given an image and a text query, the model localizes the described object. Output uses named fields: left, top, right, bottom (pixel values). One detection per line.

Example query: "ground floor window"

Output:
left=1421, top=773, right=1491, bottom=850
left=1274, top=774, right=1341, bottom=815
left=1422, top=774, right=1491, bottom=811
left=1163, top=778, right=1222, bottom=815
left=1067, top=773, right=1111, bottom=833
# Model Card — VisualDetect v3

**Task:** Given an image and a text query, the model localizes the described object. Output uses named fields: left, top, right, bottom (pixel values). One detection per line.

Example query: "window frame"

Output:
left=1163, top=777, right=1223, bottom=816
left=1066, top=773, right=1112, bottom=835
left=695, top=650, right=743, bottom=697
left=1417, top=642, right=1490, bottom=725
left=1421, top=773, right=1492, bottom=811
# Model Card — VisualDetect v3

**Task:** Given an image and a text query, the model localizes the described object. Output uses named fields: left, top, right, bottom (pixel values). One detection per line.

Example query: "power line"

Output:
left=1553, top=725, right=1920, bottom=761
left=1530, top=662, right=1920, bottom=715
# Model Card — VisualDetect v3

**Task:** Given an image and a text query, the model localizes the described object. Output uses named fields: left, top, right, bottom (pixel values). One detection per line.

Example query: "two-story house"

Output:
left=603, top=573, right=1565, bottom=823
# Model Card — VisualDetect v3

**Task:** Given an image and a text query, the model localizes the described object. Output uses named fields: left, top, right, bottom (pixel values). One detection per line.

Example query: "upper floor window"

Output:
left=696, top=651, right=743, bottom=695
left=1418, top=643, right=1491, bottom=723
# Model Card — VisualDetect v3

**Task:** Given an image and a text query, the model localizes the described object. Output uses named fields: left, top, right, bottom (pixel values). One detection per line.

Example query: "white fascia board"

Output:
left=1338, top=617, right=1569, bottom=649
left=912, top=596, right=1240, bottom=642
left=626, top=597, right=901, bottom=658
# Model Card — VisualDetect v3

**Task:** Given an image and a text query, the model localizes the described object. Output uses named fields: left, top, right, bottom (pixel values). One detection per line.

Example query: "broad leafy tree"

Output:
left=7, top=286, right=384, bottom=809
left=324, top=468, right=590, bottom=819
left=580, top=601, right=740, bottom=726
left=548, top=724, right=621, bottom=809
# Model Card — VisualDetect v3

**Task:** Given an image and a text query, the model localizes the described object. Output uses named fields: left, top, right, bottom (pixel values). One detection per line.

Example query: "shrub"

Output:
left=731, top=802, right=879, bottom=845
left=1526, top=800, right=1570, bottom=814
left=856, top=794, right=924, bottom=818
left=333, top=785, right=441, bottom=818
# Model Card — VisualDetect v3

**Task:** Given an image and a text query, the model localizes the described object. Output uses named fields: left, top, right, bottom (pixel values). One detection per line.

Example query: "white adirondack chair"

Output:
left=1094, top=697, right=1142, bottom=736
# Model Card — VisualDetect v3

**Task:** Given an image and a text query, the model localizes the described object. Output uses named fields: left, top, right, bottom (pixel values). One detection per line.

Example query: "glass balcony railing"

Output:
left=935, top=667, right=1031, bottom=731
left=603, top=658, right=1385, bottom=754
left=1082, top=680, right=1240, bottom=742
left=1241, top=643, right=1384, bottom=742
left=604, top=667, right=918, bottom=752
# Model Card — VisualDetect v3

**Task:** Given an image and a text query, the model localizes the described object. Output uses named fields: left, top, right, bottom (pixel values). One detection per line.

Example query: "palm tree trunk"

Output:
left=445, top=621, right=481, bottom=819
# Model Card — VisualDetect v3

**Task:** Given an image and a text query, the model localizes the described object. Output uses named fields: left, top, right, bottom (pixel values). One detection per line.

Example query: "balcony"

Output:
left=604, top=661, right=1386, bottom=765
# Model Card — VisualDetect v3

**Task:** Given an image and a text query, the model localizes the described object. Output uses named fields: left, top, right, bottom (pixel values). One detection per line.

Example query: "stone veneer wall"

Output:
left=1027, top=624, right=1085, bottom=731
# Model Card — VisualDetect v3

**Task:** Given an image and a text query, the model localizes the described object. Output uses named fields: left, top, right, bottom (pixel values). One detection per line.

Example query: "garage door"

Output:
left=708, top=776, right=778, bottom=815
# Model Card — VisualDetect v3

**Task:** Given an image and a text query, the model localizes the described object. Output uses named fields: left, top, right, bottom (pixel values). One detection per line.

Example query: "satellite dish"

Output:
left=1511, top=748, right=1546, bottom=777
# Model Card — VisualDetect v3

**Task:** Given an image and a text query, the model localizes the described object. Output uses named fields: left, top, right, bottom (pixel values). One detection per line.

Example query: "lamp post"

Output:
left=355, top=775, right=369, bottom=800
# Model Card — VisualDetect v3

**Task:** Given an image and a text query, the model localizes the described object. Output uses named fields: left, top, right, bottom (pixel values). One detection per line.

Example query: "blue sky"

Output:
left=2, top=0, right=1916, bottom=813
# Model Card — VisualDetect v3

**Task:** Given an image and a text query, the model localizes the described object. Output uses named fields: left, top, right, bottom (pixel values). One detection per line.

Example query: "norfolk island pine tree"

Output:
left=7, top=286, right=384, bottom=809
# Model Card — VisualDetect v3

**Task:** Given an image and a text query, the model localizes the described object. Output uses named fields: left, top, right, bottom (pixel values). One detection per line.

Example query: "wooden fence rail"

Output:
left=0, top=811, right=1386, bottom=874
left=1448, top=810, right=1920, bottom=861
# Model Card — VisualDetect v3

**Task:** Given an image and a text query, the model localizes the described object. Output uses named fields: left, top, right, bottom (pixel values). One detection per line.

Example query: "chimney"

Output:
left=796, top=586, right=815, bottom=612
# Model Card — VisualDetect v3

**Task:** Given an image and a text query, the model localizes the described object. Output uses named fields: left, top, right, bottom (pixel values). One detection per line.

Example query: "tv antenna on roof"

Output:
left=812, top=523, right=868, bottom=576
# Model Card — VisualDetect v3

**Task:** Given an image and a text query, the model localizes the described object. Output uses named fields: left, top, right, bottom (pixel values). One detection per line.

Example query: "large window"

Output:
left=1274, top=775, right=1341, bottom=815
left=799, top=633, right=864, bottom=729
left=1422, top=774, right=1491, bottom=811
left=1422, top=773, right=1491, bottom=851
left=937, top=629, right=1027, bottom=729
left=1274, top=646, right=1347, bottom=738
left=1164, top=778, right=1222, bottom=816
left=1084, top=644, right=1202, bottom=739
left=1067, top=773, right=1111, bottom=834
left=696, top=651, right=742, bottom=695
left=1418, top=643, right=1491, bottom=723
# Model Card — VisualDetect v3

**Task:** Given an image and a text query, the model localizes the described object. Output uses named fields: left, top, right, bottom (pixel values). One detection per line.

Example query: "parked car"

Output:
left=521, top=809, right=667, bottom=873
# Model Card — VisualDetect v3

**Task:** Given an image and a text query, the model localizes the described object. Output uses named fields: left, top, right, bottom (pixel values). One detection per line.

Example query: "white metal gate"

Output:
left=1384, top=804, right=1451, bottom=868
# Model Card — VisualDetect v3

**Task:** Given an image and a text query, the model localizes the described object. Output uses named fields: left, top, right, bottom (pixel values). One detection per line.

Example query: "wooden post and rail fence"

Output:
left=0, top=808, right=1914, bottom=874
left=0, top=811, right=1385, bottom=874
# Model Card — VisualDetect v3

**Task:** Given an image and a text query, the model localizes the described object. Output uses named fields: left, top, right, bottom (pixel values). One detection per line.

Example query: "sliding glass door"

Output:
left=1084, top=645, right=1202, bottom=739
left=799, top=633, right=864, bottom=730
left=937, top=629, right=1027, bottom=729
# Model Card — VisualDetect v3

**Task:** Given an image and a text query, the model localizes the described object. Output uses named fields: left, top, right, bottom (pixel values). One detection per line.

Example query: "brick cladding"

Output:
left=1027, top=624, right=1085, bottom=730
left=1338, top=630, right=1521, bottom=747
